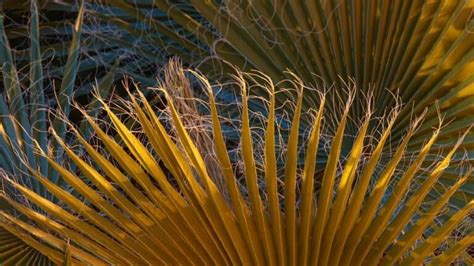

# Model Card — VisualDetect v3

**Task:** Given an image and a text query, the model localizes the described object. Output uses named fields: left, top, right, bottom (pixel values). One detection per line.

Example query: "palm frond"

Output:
left=1, top=67, right=471, bottom=265
left=0, top=0, right=117, bottom=195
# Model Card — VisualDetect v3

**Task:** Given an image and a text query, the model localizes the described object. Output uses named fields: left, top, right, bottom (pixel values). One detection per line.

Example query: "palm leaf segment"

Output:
left=90, top=0, right=473, bottom=128
left=1, top=69, right=472, bottom=265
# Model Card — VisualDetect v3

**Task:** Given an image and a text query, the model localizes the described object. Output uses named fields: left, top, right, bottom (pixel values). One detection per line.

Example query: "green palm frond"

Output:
left=5, top=1, right=471, bottom=130
left=101, top=0, right=474, bottom=152
left=0, top=2, right=118, bottom=261
left=77, top=1, right=474, bottom=114
left=1, top=67, right=471, bottom=265
left=0, top=0, right=118, bottom=194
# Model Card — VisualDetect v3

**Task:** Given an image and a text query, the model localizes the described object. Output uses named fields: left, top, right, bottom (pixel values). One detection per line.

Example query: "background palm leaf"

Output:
left=0, top=0, right=118, bottom=195
left=4, top=0, right=471, bottom=130
left=0, top=2, right=117, bottom=262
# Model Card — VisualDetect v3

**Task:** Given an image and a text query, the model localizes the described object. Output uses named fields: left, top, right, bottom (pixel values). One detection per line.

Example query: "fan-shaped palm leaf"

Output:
left=1, top=68, right=471, bottom=265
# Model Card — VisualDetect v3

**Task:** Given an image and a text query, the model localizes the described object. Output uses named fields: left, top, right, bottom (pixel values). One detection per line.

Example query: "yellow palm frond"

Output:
left=1, top=67, right=471, bottom=265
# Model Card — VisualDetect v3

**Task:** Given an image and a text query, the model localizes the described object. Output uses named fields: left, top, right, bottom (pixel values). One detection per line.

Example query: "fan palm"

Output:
left=1, top=66, right=472, bottom=265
